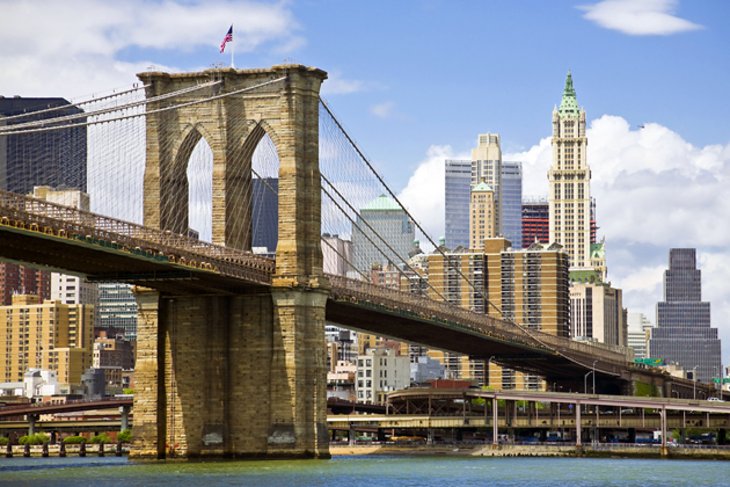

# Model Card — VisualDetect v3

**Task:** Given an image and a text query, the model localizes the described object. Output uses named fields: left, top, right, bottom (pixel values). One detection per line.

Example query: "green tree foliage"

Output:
left=118, top=429, right=133, bottom=443
left=62, top=436, right=86, bottom=444
left=18, top=433, right=50, bottom=445
left=90, top=433, right=112, bottom=444
left=0, top=436, right=8, bottom=446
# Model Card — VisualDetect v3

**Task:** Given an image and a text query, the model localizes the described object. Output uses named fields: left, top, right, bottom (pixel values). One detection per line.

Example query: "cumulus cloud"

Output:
left=398, top=145, right=469, bottom=245
left=370, top=101, right=395, bottom=119
left=0, top=0, right=302, bottom=97
left=579, top=0, right=703, bottom=36
left=507, top=115, right=730, bottom=360
left=402, top=117, right=730, bottom=360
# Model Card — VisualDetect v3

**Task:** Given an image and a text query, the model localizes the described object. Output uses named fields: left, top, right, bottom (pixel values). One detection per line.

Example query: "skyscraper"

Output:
left=251, top=177, right=278, bottom=253
left=469, top=181, right=496, bottom=250
left=351, top=194, right=415, bottom=275
left=649, top=249, right=722, bottom=384
left=501, top=161, right=523, bottom=249
left=444, top=159, right=471, bottom=249
left=522, top=198, right=549, bottom=248
left=472, top=134, right=502, bottom=235
left=548, top=73, right=591, bottom=269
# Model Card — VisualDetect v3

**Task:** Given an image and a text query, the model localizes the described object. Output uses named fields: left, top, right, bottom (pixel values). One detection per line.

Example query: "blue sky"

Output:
left=2, top=0, right=730, bottom=366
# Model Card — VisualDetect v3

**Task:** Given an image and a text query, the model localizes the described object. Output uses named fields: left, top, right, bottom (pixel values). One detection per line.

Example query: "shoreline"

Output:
left=330, top=443, right=730, bottom=460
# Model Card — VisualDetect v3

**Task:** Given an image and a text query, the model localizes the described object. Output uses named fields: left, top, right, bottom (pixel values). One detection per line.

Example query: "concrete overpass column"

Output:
left=492, top=397, right=498, bottom=447
left=120, top=405, right=131, bottom=432
left=28, top=414, right=38, bottom=436
left=575, top=402, right=582, bottom=448
left=660, top=406, right=668, bottom=457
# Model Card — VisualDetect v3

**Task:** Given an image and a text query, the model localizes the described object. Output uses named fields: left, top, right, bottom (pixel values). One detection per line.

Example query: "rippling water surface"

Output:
left=0, top=455, right=727, bottom=486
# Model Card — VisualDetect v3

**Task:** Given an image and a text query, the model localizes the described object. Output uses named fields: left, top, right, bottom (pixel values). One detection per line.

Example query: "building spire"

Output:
left=558, top=70, right=579, bottom=115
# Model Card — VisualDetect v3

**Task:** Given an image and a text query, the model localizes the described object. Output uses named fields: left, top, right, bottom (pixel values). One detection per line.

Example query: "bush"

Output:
left=0, top=437, right=8, bottom=446
left=90, top=433, right=112, bottom=444
left=122, top=388, right=134, bottom=395
left=18, top=433, right=50, bottom=445
left=62, top=436, right=86, bottom=445
left=118, top=429, right=132, bottom=444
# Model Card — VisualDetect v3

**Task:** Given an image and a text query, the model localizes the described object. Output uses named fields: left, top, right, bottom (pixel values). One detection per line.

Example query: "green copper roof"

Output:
left=472, top=181, right=493, bottom=192
left=361, top=194, right=401, bottom=211
left=590, top=242, right=605, bottom=259
left=558, top=71, right=580, bottom=116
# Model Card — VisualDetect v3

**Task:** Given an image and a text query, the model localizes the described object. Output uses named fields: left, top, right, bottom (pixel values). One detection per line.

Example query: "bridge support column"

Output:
left=130, top=287, right=165, bottom=459
left=267, top=289, right=329, bottom=458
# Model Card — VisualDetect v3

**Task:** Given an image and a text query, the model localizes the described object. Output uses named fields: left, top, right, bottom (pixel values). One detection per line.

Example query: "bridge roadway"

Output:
left=0, top=190, right=702, bottom=391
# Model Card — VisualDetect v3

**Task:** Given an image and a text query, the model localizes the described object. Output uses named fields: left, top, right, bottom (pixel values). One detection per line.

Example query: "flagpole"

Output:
left=231, top=25, right=235, bottom=69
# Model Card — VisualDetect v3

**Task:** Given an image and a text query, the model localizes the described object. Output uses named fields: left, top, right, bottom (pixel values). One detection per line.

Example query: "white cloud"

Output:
left=370, top=101, right=395, bottom=119
left=0, top=0, right=302, bottom=97
left=398, top=145, right=469, bottom=246
left=579, top=0, right=703, bottom=36
left=321, top=70, right=379, bottom=96
left=505, top=115, right=730, bottom=362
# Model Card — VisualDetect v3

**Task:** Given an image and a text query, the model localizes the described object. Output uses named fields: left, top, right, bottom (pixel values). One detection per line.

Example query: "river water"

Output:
left=0, top=455, right=727, bottom=486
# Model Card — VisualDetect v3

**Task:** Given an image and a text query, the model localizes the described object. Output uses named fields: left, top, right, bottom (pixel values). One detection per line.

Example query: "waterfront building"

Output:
left=548, top=72, right=591, bottom=269
left=0, top=294, right=93, bottom=386
left=426, top=237, right=570, bottom=389
left=627, top=312, right=654, bottom=359
left=356, top=348, right=410, bottom=404
left=351, top=194, right=415, bottom=275
left=469, top=181, right=497, bottom=250
left=649, top=249, right=722, bottom=384
left=444, top=159, right=471, bottom=249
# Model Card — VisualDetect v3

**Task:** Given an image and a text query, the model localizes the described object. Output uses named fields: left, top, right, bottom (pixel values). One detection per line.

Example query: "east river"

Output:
left=1, top=455, right=728, bottom=486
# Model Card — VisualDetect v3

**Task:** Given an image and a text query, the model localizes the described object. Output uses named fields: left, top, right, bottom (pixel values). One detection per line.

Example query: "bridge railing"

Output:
left=328, top=275, right=630, bottom=368
left=0, top=190, right=275, bottom=285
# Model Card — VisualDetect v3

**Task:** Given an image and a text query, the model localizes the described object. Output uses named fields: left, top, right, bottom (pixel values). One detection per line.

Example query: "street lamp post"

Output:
left=691, top=366, right=699, bottom=400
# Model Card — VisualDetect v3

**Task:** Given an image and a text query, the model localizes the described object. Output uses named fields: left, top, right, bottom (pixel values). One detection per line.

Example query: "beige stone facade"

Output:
left=132, top=65, right=329, bottom=459
left=0, top=294, right=93, bottom=386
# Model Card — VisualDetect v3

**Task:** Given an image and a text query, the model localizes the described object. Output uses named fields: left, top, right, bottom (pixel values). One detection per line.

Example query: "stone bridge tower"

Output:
left=132, top=65, right=329, bottom=459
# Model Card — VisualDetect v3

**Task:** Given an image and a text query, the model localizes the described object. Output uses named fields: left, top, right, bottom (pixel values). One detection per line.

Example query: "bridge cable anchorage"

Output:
left=0, top=84, right=151, bottom=123
left=0, top=76, right=288, bottom=136
left=319, top=174, right=447, bottom=302
left=0, top=80, right=221, bottom=133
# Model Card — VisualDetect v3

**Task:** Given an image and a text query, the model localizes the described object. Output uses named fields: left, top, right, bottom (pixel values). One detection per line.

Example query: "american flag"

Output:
left=220, top=25, right=233, bottom=53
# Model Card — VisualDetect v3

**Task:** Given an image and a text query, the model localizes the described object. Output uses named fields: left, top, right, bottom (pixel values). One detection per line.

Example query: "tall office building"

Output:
left=444, top=159, right=471, bottom=249
left=570, top=283, right=626, bottom=347
left=472, top=134, right=502, bottom=235
left=351, top=194, right=415, bottom=275
left=627, top=312, right=653, bottom=359
left=96, top=283, right=138, bottom=341
left=522, top=199, right=549, bottom=248
left=251, top=177, right=278, bottom=253
left=0, top=97, right=87, bottom=194
left=649, top=249, right=722, bottom=383
left=469, top=181, right=496, bottom=250
left=548, top=73, right=591, bottom=269
left=501, top=161, right=522, bottom=249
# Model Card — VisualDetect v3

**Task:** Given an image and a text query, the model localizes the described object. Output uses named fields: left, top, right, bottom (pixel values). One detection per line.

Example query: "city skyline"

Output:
left=0, top=0, right=728, bottom=363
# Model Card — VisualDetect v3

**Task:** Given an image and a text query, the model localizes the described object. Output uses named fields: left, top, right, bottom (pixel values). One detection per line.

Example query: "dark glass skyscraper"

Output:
left=649, top=249, right=722, bottom=384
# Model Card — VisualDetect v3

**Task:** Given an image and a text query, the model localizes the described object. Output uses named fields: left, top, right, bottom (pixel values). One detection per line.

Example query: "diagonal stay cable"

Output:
left=320, top=174, right=445, bottom=302
left=0, top=84, right=150, bottom=123
left=0, top=77, right=288, bottom=136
